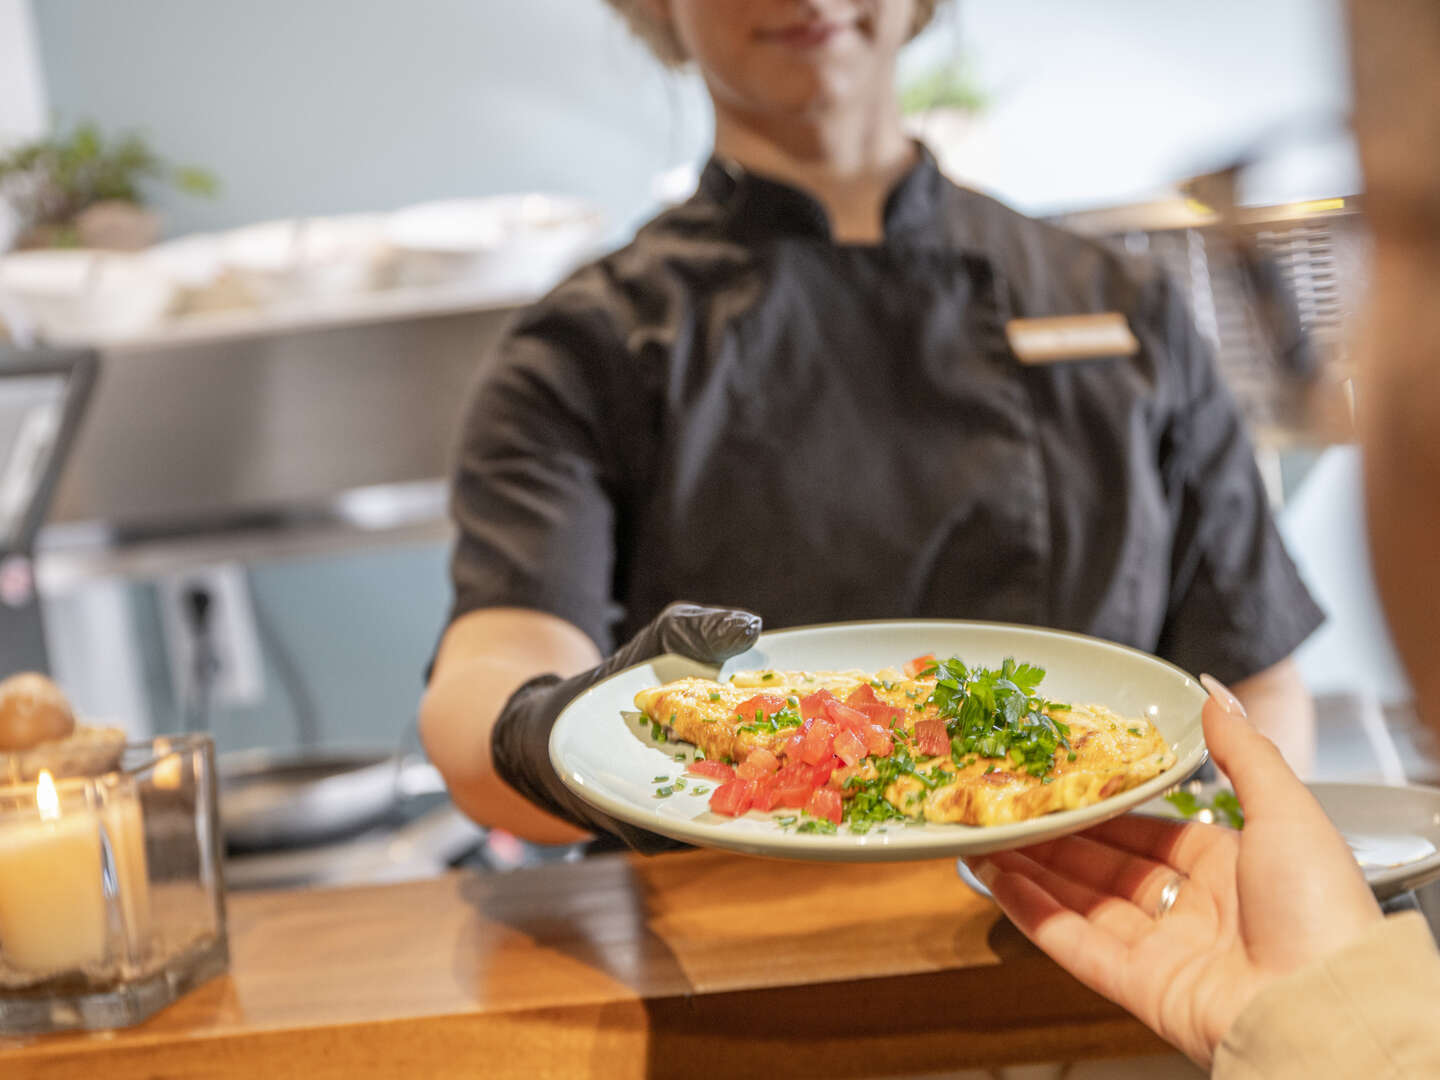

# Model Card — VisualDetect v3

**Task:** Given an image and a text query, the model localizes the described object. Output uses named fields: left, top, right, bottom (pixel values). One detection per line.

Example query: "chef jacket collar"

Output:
left=698, top=141, right=946, bottom=246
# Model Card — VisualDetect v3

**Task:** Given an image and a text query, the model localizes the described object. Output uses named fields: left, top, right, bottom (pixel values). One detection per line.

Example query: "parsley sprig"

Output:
left=922, top=656, right=1070, bottom=778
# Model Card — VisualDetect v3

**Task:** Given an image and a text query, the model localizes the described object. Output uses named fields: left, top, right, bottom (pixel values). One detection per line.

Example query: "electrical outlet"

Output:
left=157, top=563, right=264, bottom=712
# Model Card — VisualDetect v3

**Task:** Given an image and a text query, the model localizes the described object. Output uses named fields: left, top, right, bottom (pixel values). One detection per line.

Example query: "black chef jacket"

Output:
left=445, top=147, right=1323, bottom=686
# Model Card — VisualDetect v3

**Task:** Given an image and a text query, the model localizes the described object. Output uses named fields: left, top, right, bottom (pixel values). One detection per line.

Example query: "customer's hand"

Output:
left=965, top=675, right=1383, bottom=1068
left=490, top=602, right=761, bottom=853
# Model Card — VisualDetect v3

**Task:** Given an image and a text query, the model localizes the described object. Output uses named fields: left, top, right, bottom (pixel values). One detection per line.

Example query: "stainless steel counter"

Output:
left=48, top=300, right=519, bottom=533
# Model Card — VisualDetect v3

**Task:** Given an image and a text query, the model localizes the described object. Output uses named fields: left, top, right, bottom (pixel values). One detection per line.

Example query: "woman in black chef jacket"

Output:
left=419, top=0, right=1323, bottom=848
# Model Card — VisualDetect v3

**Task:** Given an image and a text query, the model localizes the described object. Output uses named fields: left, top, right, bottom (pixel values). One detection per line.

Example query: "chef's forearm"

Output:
left=419, top=608, right=598, bottom=845
left=1231, top=658, right=1316, bottom=777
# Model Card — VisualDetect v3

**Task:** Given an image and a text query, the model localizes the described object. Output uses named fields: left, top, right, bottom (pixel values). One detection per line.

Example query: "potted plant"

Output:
left=901, top=60, right=989, bottom=172
left=0, top=121, right=217, bottom=252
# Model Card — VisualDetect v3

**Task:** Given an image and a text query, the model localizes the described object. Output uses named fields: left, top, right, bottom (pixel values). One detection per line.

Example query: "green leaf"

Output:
left=900, top=62, right=989, bottom=115
left=1164, top=791, right=1201, bottom=817
left=174, top=165, right=219, bottom=197
left=1212, top=790, right=1246, bottom=830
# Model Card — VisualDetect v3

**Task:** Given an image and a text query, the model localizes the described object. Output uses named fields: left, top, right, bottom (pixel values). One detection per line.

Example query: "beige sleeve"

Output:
left=1213, top=912, right=1440, bottom=1079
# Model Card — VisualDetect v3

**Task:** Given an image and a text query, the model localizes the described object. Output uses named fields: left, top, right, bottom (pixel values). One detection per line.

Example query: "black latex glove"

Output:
left=491, top=602, right=762, bottom=854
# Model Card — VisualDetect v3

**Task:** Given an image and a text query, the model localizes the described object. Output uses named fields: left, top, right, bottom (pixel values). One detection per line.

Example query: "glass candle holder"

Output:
left=0, top=734, right=228, bottom=1035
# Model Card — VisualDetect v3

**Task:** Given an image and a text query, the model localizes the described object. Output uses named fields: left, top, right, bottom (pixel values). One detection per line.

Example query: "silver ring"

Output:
left=1155, top=873, right=1185, bottom=919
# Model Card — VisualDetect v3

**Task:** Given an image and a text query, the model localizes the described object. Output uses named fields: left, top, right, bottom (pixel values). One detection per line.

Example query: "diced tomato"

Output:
left=871, top=702, right=909, bottom=728
left=805, top=786, right=843, bottom=826
left=799, top=720, right=837, bottom=765
left=799, top=689, right=839, bottom=721
left=843, top=686, right=878, bottom=710
left=781, top=732, right=806, bottom=760
left=914, top=718, right=949, bottom=758
left=736, top=747, right=781, bottom=779
left=861, top=724, right=894, bottom=757
left=709, top=779, right=756, bottom=817
left=832, top=728, right=868, bottom=766
left=750, top=774, right=781, bottom=812
left=734, top=693, right=787, bottom=721
left=809, top=754, right=842, bottom=786
left=823, top=698, right=871, bottom=733
left=843, top=685, right=904, bottom=728
left=773, top=761, right=816, bottom=807
left=777, top=760, right=812, bottom=789
left=688, top=759, right=735, bottom=782
left=904, top=653, right=937, bottom=679
left=775, top=780, right=814, bottom=808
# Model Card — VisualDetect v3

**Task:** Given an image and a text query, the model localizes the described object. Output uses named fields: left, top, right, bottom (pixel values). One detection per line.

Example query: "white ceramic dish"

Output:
left=1140, top=779, right=1440, bottom=900
left=218, top=214, right=390, bottom=305
left=0, top=248, right=176, bottom=344
left=550, top=620, right=1208, bottom=861
left=386, top=194, right=605, bottom=294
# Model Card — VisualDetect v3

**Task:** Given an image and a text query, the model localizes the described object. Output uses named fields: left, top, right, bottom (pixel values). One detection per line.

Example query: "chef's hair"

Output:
left=604, top=1, right=947, bottom=67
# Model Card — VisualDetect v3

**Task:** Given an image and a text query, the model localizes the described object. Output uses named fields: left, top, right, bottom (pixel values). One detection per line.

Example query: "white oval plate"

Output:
left=550, top=620, right=1208, bottom=861
left=1140, top=780, right=1440, bottom=900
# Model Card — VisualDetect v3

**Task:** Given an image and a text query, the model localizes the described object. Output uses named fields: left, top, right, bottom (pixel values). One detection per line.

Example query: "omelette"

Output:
left=633, top=660, right=1176, bottom=829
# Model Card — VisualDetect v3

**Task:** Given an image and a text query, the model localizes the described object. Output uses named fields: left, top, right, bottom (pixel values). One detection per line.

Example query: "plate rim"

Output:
left=1143, top=778, right=1440, bottom=899
left=550, top=617, right=1210, bottom=860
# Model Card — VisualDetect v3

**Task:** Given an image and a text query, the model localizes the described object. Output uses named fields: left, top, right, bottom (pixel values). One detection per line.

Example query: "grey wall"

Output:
left=30, top=0, right=713, bottom=238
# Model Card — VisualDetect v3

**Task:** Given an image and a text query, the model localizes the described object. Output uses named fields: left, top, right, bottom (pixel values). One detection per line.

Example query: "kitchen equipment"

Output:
left=218, top=746, right=445, bottom=852
left=1054, top=191, right=1364, bottom=446
left=550, top=619, right=1208, bottom=861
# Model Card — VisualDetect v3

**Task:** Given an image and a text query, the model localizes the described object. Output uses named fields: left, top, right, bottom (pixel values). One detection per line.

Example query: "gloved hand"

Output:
left=491, top=602, right=762, bottom=853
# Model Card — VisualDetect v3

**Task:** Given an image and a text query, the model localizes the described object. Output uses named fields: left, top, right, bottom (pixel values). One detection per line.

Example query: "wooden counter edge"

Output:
left=6, top=966, right=1169, bottom=1080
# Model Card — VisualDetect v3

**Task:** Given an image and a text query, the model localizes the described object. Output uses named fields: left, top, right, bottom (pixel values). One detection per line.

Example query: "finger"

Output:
left=974, top=858, right=1133, bottom=1000
left=1017, top=834, right=1190, bottom=918
left=655, top=603, right=763, bottom=664
left=982, top=849, right=1153, bottom=944
left=606, top=603, right=763, bottom=672
left=1083, top=813, right=1234, bottom=876
left=1198, top=678, right=1329, bottom=826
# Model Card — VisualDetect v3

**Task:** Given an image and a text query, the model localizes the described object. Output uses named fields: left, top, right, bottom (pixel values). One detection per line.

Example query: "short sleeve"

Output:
left=1154, top=282, right=1325, bottom=684
left=446, top=298, right=628, bottom=654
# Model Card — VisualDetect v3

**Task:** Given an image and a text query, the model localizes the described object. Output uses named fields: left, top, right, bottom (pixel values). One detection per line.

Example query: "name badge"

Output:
left=1006, top=313, right=1139, bottom=364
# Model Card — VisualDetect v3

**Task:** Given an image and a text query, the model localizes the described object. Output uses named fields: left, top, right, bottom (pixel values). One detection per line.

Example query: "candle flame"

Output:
left=36, top=769, right=60, bottom=821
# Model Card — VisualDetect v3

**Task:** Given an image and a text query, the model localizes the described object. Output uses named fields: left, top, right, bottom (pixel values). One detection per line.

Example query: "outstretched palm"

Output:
left=968, top=693, right=1381, bottom=1068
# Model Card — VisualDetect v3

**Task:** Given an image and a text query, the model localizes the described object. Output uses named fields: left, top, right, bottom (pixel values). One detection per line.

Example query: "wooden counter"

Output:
left=1, top=850, right=1167, bottom=1079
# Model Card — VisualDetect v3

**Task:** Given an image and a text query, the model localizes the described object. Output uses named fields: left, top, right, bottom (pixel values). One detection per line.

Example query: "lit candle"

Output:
left=0, top=770, right=108, bottom=973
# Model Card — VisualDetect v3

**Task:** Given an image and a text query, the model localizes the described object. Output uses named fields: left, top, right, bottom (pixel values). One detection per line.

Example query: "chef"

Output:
left=420, top=0, right=1322, bottom=846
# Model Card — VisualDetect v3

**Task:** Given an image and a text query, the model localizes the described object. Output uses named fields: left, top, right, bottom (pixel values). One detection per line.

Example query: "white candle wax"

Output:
left=0, top=781, right=108, bottom=973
